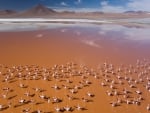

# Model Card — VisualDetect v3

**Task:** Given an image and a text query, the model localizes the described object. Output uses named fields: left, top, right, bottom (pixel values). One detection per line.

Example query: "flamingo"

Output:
left=32, top=110, right=42, bottom=113
left=81, top=97, right=90, bottom=102
left=66, top=95, right=75, bottom=100
left=114, top=90, right=119, bottom=96
left=123, top=88, right=130, bottom=94
left=19, top=83, right=27, bottom=88
left=39, top=93, right=46, bottom=99
left=147, top=104, right=150, bottom=111
left=74, top=85, right=82, bottom=89
left=110, top=102, right=118, bottom=107
left=66, top=79, right=73, bottom=83
left=0, top=104, right=9, bottom=111
left=33, top=87, right=41, bottom=92
left=1, top=93, right=7, bottom=99
left=126, top=99, right=132, bottom=104
left=85, top=80, right=92, bottom=84
left=64, top=105, right=73, bottom=112
left=87, top=92, right=95, bottom=97
left=118, top=80, right=124, bottom=85
left=117, top=75, right=122, bottom=79
left=135, top=89, right=142, bottom=95
left=75, top=104, right=86, bottom=110
left=138, top=95, right=144, bottom=101
left=110, top=84, right=115, bottom=89
left=134, top=100, right=141, bottom=105
left=0, top=104, right=4, bottom=110
left=52, top=97, right=62, bottom=104
left=106, top=90, right=113, bottom=96
left=22, top=108, right=30, bottom=113
left=19, top=98, right=26, bottom=104
left=129, top=84, right=136, bottom=88
left=70, top=89, right=78, bottom=94
left=101, top=82, right=107, bottom=86
left=117, top=98, right=123, bottom=104
left=55, top=106, right=64, bottom=112
left=2, top=87, right=10, bottom=91
left=51, top=84, right=60, bottom=90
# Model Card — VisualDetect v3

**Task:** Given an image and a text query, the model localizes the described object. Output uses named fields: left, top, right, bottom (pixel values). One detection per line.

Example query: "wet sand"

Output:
left=0, top=24, right=150, bottom=113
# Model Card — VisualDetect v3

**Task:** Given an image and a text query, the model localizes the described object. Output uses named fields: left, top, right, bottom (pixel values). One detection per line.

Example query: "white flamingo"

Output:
left=75, top=104, right=86, bottom=110
left=64, top=105, right=73, bottom=111
left=147, top=104, right=150, bottom=111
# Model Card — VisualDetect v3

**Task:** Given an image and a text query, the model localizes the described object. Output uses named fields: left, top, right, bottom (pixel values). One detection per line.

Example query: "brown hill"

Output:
left=20, top=4, right=57, bottom=17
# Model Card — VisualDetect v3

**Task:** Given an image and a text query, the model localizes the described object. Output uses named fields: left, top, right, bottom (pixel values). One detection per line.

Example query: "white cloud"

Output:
left=100, top=1, right=108, bottom=6
left=100, top=0, right=126, bottom=13
left=100, top=0, right=150, bottom=12
left=127, top=0, right=150, bottom=11
left=52, top=7, right=102, bottom=12
left=75, top=0, right=82, bottom=4
left=60, top=2, right=68, bottom=6
left=48, top=0, right=150, bottom=12
left=101, top=5, right=125, bottom=13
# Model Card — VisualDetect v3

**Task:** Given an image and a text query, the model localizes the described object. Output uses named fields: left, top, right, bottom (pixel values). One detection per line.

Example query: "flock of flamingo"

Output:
left=0, top=59, right=150, bottom=113
left=99, top=60, right=150, bottom=109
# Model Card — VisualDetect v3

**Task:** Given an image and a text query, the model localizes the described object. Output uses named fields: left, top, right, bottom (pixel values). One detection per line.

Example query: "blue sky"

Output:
left=0, top=0, right=150, bottom=12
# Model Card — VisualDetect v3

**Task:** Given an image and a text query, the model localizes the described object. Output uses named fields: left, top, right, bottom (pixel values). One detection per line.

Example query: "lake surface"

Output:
left=0, top=20, right=150, bottom=113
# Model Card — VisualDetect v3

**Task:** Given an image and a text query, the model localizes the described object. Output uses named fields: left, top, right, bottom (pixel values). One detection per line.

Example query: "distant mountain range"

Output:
left=0, top=9, right=17, bottom=15
left=0, top=4, right=57, bottom=17
left=0, top=4, right=150, bottom=18
left=0, top=4, right=105, bottom=18
left=124, top=11, right=149, bottom=14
